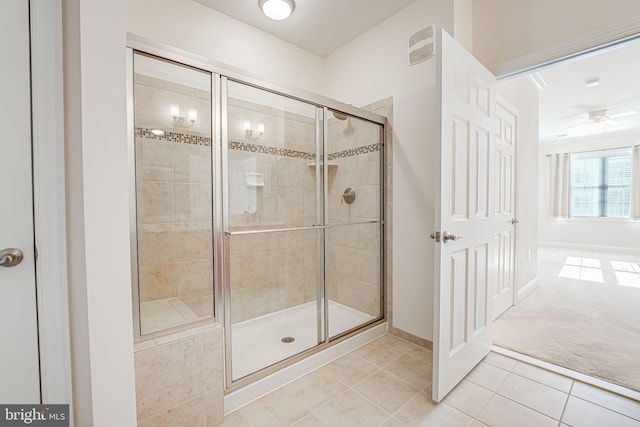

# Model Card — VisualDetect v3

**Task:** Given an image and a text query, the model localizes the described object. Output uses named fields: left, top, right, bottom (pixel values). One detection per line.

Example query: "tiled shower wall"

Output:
left=227, top=97, right=383, bottom=323
left=134, top=324, right=224, bottom=426
left=227, top=98, right=319, bottom=324
left=134, top=73, right=214, bottom=333
left=326, top=116, right=382, bottom=317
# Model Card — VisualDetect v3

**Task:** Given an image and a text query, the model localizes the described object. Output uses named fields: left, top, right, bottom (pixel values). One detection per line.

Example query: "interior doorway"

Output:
left=492, top=37, right=640, bottom=394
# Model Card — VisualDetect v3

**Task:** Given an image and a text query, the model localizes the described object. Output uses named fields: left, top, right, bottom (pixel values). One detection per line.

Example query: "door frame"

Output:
left=29, top=0, right=72, bottom=404
left=493, top=95, right=519, bottom=318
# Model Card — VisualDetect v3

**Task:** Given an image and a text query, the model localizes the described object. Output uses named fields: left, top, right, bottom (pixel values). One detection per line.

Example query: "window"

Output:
left=570, top=153, right=632, bottom=218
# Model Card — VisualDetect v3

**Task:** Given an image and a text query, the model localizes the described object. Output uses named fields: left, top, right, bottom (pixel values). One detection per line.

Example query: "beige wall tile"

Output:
left=134, top=334, right=204, bottom=419
left=205, top=389, right=224, bottom=427
left=136, top=180, right=175, bottom=224
left=137, top=395, right=205, bottom=427
left=174, top=143, right=212, bottom=184
left=135, top=138, right=173, bottom=182
left=176, top=260, right=214, bottom=299
left=175, top=222, right=212, bottom=262
left=139, top=264, right=177, bottom=302
left=175, top=182, right=212, bottom=222
left=137, top=223, right=175, bottom=267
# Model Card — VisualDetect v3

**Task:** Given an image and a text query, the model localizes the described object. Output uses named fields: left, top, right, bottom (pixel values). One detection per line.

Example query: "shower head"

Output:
left=332, top=111, right=348, bottom=121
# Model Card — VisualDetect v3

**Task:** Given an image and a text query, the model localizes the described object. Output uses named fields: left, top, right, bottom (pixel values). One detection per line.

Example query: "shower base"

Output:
left=231, top=300, right=375, bottom=380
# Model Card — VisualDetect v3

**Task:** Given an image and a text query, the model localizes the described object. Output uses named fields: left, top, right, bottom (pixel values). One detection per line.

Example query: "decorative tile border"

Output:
left=134, top=128, right=381, bottom=159
left=229, top=140, right=315, bottom=161
left=327, top=143, right=382, bottom=160
left=228, top=140, right=381, bottom=161
left=135, top=127, right=212, bottom=146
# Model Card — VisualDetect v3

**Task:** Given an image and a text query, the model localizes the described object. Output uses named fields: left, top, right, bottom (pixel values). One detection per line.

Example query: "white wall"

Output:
left=324, top=0, right=468, bottom=341
left=473, top=0, right=640, bottom=69
left=539, top=132, right=640, bottom=250
left=497, top=78, right=540, bottom=293
left=127, top=0, right=325, bottom=93
left=63, top=0, right=137, bottom=425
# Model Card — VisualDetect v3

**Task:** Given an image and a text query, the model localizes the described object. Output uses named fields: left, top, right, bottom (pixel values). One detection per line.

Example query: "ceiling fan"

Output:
left=567, top=109, right=638, bottom=131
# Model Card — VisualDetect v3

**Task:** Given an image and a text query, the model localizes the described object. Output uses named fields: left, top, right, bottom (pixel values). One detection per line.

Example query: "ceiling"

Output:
left=194, top=0, right=640, bottom=142
left=536, top=40, right=640, bottom=142
left=194, top=0, right=416, bottom=57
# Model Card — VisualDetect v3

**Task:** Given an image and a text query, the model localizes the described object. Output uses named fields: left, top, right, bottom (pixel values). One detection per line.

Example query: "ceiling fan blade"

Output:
left=564, top=120, right=589, bottom=130
left=609, top=110, right=638, bottom=119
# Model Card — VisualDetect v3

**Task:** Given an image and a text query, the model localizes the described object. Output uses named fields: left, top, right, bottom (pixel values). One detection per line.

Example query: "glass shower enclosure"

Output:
left=128, top=50, right=385, bottom=388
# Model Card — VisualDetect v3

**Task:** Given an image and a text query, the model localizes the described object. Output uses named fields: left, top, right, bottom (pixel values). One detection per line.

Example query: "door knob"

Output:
left=0, top=248, right=24, bottom=267
left=442, top=231, right=462, bottom=243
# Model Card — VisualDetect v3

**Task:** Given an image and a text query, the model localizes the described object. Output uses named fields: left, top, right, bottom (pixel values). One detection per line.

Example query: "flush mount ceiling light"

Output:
left=259, top=0, right=295, bottom=21
left=585, top=77, right=600, bottom=88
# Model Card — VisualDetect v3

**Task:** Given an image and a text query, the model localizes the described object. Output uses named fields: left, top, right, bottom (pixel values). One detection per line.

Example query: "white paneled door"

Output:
left=493, top=100, right=518, bottom=320
left=0, top=0, right=41, bottom=403
left=432, top=29, right=496, bottom=402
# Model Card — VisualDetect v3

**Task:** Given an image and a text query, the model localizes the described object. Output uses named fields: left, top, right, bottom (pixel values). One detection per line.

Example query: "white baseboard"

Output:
left=516, top=277, right=539, bottom=304
left=538, top=241, right=640, bottom=255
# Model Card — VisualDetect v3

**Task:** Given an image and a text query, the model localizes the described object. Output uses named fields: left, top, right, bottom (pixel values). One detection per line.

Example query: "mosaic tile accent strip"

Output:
left=228, top=140, right=382, bottom=161
left=327, top=143, right=382, bottom=160
left=228, top=140, right=315, bottom=161
left=135, top=127, right=212, bottom=146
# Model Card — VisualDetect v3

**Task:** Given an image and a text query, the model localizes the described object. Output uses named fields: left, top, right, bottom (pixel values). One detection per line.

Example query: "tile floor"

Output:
left=222, top=334, right=640, bottom=426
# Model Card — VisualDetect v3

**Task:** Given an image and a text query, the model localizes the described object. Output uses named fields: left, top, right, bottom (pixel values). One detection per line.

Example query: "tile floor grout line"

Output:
left=495, top=385, right=568, bottom=422
left=567, top=394, right=640, bottom=423
left=558, top=381, right=574, bottom=425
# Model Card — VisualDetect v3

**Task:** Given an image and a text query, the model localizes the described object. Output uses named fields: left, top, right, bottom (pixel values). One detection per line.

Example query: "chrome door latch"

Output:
left=511, top=218, right=519, bottom=225
left=430, top=231, right=462, bottom=244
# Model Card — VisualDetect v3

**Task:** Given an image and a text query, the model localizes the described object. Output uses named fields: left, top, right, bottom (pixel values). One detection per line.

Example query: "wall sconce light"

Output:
left=243, top=120, right=264, bottom=140
left=170, top=104, right=197, bottom=129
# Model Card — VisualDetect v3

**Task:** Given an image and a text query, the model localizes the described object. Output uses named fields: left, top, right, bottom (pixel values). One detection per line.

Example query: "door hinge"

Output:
left=34, top=246, right=38, bottom=262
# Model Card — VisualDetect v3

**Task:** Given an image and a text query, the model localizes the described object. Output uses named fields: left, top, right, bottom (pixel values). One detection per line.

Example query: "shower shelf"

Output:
left=306, top=162, right=338, bottom=168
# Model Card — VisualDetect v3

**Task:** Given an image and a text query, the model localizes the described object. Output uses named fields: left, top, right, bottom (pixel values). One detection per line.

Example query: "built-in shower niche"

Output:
left=132, top=53, right=214, bottom=335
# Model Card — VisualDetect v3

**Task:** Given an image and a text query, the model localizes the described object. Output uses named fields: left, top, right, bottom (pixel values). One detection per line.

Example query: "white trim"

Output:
left=516, top=277, right=539, bottom=304
left=492, top=17, right=640, bottom=79
left=538, top=241, right=640, bottom=255
left=492, top=346, right=640, bottom=402
left=30, top=0, right=72, bottom=407
left=224, top=322, right=387, bottom=414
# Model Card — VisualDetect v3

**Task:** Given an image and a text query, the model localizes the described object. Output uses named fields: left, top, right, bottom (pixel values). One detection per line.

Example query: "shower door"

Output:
left=325, top=110, right=384, bottom=338
left=223, top=80, right=326, bottom=382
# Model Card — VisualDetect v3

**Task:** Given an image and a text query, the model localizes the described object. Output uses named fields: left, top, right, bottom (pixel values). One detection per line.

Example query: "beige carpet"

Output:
left=493, top=279, right=640, bottom=392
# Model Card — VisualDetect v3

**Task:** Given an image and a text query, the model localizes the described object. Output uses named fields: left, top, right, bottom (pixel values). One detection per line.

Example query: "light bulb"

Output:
left=261, top=0, right=293, bottom=21
left=188, top=108, right=197, bottom=122
left=257, top=123, right=265, bottom=134
left=243, top=120, right=251, bottom=131
left=169, top=104, right=180, bottom=118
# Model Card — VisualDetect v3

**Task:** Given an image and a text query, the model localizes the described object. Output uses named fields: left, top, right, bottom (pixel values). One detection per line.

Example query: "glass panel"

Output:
left=227, top=81, right=320, bottom=231
left=226, top=81, right=323, bottom=381
left=133, top=53, right=213, bottom=334
left=228, top=230, right=323, bottom=380
left=326, top=111, right=383, bottom=338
